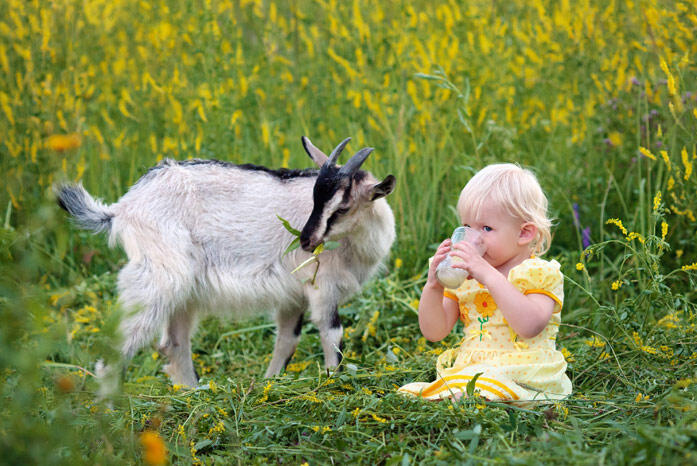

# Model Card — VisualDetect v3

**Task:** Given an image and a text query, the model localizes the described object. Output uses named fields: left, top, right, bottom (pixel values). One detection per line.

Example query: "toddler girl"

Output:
left=399, top=164, right=572, bottom=404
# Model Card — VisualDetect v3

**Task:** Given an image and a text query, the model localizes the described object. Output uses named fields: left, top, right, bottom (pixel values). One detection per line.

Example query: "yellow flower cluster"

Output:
left=311, top=425, right=331, bottom=433
left=653, top=191, right=662, bottom=212
left=255, top=380, right=274, bottom=404
left=208, top=420, right=225, bottom=435
left=584, top=336, right=606, bottom=348
left=606, top=219, right=628, bottom=236
left=286, top=360, right=312, bottom=373
left=361, top=310, right=380, bottom=342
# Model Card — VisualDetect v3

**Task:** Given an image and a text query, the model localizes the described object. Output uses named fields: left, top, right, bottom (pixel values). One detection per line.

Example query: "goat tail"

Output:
left=55, top=183, right=114, bottom=234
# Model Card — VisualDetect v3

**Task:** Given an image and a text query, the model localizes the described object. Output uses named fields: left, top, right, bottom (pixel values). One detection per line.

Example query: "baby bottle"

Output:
left=435, top=226, right=486, bottom=289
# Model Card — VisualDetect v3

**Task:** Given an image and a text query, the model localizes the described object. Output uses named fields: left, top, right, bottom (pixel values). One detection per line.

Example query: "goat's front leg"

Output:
left=265, top=307, right=305, bottom=378
left=308, top=293, right=344, bottom=370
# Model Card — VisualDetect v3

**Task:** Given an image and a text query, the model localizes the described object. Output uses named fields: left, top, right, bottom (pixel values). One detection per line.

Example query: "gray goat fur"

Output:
left=56, top=136, right=396, bottom=388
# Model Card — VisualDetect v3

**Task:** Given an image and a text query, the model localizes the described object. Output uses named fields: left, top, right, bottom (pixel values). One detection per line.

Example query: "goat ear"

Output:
left=369, top=175, right=396, bottom=201
left=301, top=136, right=328, bottom=167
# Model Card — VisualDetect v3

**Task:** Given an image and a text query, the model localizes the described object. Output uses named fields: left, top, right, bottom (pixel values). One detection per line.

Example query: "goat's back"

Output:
left=114, top=160, right=315, bottom=255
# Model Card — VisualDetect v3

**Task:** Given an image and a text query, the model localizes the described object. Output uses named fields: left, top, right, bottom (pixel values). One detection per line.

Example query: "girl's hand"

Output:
left=426, top=239, right=452, bottom=288
left=449, top=240, right=496, bottom=285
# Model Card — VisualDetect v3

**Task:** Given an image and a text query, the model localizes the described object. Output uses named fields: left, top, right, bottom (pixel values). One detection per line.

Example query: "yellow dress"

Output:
left=399, top=258, right=572, bottom=405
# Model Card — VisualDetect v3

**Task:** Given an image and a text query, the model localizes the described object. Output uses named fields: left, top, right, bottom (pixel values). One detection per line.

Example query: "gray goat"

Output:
left=56, top=137, right=396, bottom=387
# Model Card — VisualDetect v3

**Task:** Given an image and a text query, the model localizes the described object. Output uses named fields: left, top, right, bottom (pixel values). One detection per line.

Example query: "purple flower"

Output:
left=631, top=77, right=641, bottom=86
left=582, top=227, right=592, bottom=249
left=572, top=203, right=581, bottom=228
left=572, top=203, right=592, bottom=249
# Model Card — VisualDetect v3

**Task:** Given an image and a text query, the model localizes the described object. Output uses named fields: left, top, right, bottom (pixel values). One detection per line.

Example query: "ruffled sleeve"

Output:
left=509, top=258, right=564, bottom=313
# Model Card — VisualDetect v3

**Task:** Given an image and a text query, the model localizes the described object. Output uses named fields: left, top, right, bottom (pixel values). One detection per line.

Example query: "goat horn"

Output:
left=339, top=147, right=374, bottom=175
left=327, top=137, right=352, bottom=165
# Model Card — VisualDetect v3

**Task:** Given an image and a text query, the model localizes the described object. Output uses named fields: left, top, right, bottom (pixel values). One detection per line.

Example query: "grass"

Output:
left=1, top=0, right=697, bottom=464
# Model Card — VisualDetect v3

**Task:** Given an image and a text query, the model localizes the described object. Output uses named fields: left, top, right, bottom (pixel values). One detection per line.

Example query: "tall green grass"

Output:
left=1, top=0, right=697, bottom=463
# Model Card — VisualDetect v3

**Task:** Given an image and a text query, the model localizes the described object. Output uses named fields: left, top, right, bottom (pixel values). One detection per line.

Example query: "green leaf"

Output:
left=276, top=214, right=300, bottom=236
left=466, top=372, right=483, bottom=397
left=194, top=439, right=213, bottom=451
left=323, top=241, right=341, bottom=250
left=282, top=237, right=300, bottom=257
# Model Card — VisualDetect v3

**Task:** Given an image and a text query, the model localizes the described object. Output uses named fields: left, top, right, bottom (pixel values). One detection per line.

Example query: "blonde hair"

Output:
left=456, top=163, right=552, bottom=255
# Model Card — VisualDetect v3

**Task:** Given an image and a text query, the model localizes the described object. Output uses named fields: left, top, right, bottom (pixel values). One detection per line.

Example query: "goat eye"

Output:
left=336, top=207, right=350, bottom=215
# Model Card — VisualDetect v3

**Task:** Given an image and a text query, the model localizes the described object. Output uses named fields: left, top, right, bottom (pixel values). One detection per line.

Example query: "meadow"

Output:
left=1, top=0, right=697, bottom=463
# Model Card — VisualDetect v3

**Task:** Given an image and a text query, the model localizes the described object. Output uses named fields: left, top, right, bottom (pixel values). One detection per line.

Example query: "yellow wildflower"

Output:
left=634, top=393, right=649, bottom=402
left=301, top=394, right=322, bottom=403
left=208, top=420, right=225, bottom=435
left=657, top=312, right=680, bottom=329
left=608, top=131, right=622, bottom=147
left=606, top=218, right=628, bottom=235
left=611, top=280, right=622, bottom=291
left=660, top=150, right=671, bottom=171
left=661, top=221, right=668, bottom=240
left=140, top=431, right=167, bottom=466
left=585, top=336, right=605, bottom=348
left=576, top=262, right=585, bottom=271
left=682, top=146, right=692, bottom=181
left=370, top=413, right=388, bottom=423
left=46, top=133, right=81, bottom=152
left=653, top=191, right=661, bottom=211
left=626, top=232, right=644, bottom=243
left=560, top=347, right=574, bottom=362
left=638, top=146, right=656, bottom=161
left=681, top=262, right=697, bottom=271
left=674, top=378, right=693, bottom=389
left=286, top=360, right=312, bottom=372
left=394, top=258, right=403, bottom=269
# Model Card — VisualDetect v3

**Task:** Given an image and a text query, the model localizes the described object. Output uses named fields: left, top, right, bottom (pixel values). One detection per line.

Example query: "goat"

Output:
left=56, top=137, right=396, bottom=387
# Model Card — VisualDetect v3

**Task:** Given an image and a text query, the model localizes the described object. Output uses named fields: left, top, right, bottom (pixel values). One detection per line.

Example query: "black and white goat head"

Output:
left=55, top=136, right=395, bottom=390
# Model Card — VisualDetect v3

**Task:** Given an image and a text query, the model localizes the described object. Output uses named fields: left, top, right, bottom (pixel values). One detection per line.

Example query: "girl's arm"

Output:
left=477, top=271, right=554, bottom=338
left=418, top=239, right=460, bottom=342
left=451, top=242, right=555, bottom=339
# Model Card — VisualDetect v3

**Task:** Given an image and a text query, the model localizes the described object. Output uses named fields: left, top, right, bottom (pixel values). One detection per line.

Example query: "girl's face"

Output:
left=460, top=203, right=536, bottom=274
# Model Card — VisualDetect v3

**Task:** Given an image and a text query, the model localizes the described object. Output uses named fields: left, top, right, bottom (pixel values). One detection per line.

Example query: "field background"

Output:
left=2, top=0, right=697, bottom=464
